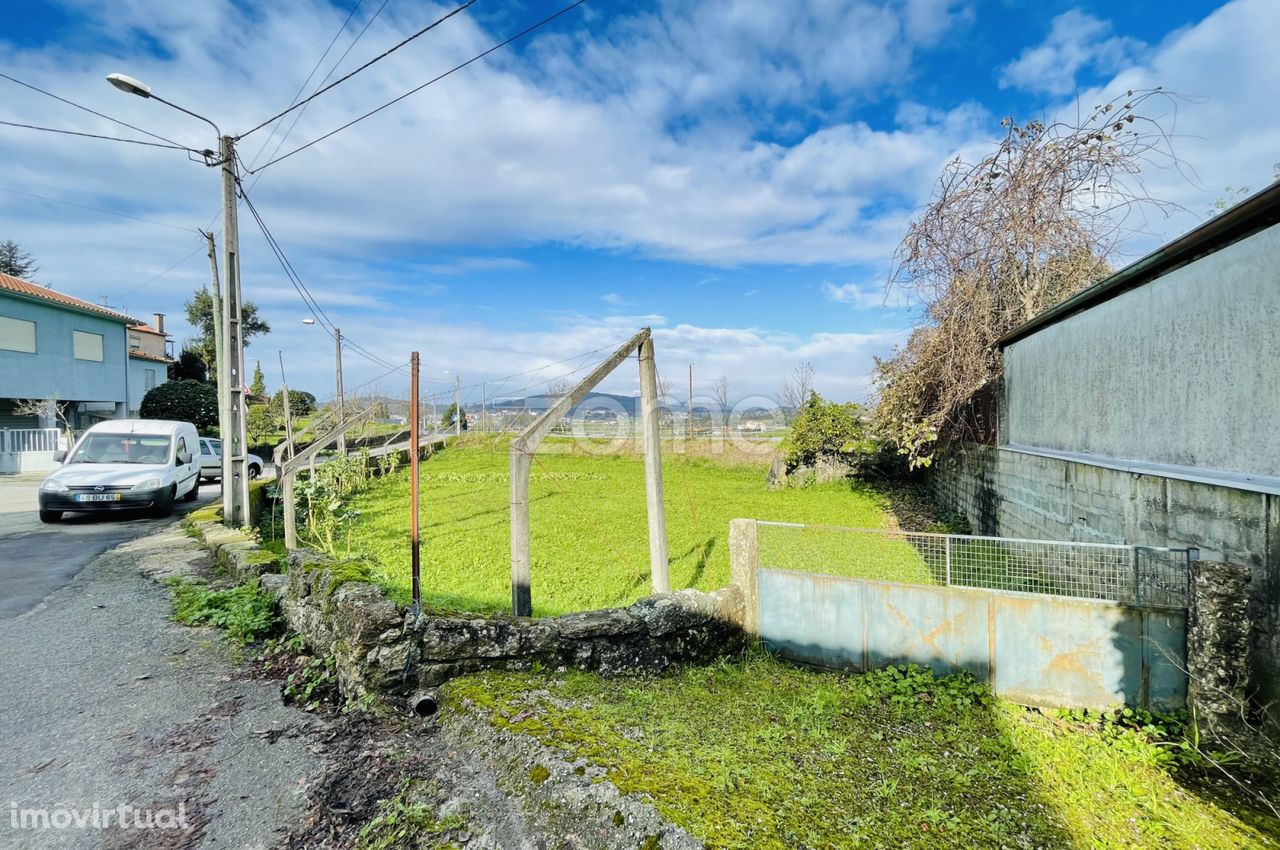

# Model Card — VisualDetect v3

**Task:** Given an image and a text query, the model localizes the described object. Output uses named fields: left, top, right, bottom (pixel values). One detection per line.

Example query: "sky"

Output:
left=1, top=0, right=1276, bottom=411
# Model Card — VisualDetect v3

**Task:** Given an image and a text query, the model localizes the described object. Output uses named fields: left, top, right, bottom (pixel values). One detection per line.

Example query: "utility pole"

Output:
left=201, top=232, right=228, bottom=465
left=277, top=350, right=295, bottom=462
left=334, top=327, right=346, bottom=454
left=454, top=374, right=462, bottom=437
left=219, top=134, right=249, bottom=527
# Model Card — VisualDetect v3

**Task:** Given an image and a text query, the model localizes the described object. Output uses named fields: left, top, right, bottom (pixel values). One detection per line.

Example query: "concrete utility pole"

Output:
left=639, top=337, right=670, bottom=593
left=202, top=232, right=228, bottom=460
left=277, top=350, right=295, bottom=462
left=454, top=374, right=462, bottom=437
left=105, top=74, right=246, bottom=525
left=334, top=327, right=346, bottom=454
left=219, top=134, right=250, bottom=527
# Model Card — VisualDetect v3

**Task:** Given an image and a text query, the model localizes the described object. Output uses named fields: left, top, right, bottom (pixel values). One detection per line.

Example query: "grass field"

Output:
left=336, top=436, right=934, bottom=616
left=447, top=656, right=1280, bottom=850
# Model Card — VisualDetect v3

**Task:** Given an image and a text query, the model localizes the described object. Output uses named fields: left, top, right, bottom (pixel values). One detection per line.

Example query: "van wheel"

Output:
left=182, top=481, right=199, bottom=502
left=151, top=486, right=176, bottom=518
left=248, top=464, right=261, bottom=480
left=39, top=510, right=62, bottom=523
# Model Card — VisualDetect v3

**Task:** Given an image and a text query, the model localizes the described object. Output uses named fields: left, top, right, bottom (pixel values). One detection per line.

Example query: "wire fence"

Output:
left=756, top=521, right=1194, bottom=609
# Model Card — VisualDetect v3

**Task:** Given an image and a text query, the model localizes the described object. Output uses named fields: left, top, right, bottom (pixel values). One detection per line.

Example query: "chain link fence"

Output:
left=756, top=521, right=1194, bottom=608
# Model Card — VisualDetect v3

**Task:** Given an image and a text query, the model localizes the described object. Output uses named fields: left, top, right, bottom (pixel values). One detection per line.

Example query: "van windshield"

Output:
left=68, top=433, right=172, bottom=464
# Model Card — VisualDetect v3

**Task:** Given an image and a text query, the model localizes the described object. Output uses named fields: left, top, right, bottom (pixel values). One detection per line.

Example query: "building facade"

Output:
left=0, top=272, right=171, bottom=471
left=929, top=183, right=1280, bottom=723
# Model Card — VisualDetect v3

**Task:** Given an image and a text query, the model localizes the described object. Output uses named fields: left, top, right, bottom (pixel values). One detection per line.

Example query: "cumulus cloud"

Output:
left=1000, top=9, right=1144, bottom=96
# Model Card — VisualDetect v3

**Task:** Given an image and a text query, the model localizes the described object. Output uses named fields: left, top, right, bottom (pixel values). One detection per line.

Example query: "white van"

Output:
left=37, top=419, right=201, bottom=523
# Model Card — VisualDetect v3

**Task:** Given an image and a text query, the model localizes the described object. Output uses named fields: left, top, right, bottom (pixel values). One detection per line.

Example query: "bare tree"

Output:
left=777, top=362, right=814, bottom=421
left=13, top=397, right=74, bottom=443
left=712, top=375, right=731, bottom=428
left=547, top=375, right=573, bottom=398
left=876, top=89, right=1189, bottom=467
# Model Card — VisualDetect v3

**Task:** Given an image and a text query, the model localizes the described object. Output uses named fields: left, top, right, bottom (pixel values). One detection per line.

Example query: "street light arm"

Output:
left=148, top=93, right=221, bottom=138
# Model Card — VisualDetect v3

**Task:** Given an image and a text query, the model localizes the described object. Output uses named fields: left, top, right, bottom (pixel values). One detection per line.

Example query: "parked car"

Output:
left=197, top=438, right=265, bottom=482
left=38, top=419, right=201, bottom=523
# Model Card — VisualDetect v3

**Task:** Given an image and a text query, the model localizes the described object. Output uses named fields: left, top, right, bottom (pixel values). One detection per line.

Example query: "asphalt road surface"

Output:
left=0, top=475, right=221, bottom=619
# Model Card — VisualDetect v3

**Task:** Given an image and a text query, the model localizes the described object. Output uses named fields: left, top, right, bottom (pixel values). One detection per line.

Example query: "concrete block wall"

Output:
left=929, top=443, right=1280, bottom=724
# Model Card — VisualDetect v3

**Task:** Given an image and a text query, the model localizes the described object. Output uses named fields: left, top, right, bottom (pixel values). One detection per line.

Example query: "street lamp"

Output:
left=107, top=72, right=250, bottom=527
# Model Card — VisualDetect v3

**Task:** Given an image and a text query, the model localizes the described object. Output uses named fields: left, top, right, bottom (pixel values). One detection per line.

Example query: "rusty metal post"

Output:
left=410, top=352, right=421, bottom=619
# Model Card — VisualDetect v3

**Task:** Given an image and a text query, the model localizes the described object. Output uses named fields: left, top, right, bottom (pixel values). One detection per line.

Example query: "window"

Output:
left=68, top=433, right=171, bottom=464
left=0, top=315, right=36, bottom=353
left=144, top=368, right=157, bottom=391
left=73, top=330, right=104, bottom=362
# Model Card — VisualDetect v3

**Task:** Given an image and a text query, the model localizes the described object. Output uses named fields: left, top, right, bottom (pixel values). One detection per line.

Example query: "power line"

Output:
left=245, top=0, right=588, bottom=174
left=237, top=0, right=477, bottom=140
left=0, top=71, right=194, bottom=150
left=243, top=0, right=367, bottom=171
left=113, top=242, right=206, bottom=300
left=0, top=119, right=192, bottom=151
left=249, top=0, right=393, bottom=183
left=237, top=181, right=406, bottom=375
left=0, top=185, right=194, bottom=232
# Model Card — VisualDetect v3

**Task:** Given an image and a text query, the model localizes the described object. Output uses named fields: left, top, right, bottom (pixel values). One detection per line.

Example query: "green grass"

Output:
left=446, top=656, right=1280, bottom=850
left=339, top=437, right=928, bottom=616
left=167, top=576, right=279, bottom=644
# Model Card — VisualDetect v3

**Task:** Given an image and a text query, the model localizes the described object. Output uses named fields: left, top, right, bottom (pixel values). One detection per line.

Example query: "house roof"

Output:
left=997, top=180, right=1280, bottom=349
left=129, top=349, right=171, bottom=363
left=131, top=323, right=170, bottom=337
left=0, top=271, right=141, bottom=324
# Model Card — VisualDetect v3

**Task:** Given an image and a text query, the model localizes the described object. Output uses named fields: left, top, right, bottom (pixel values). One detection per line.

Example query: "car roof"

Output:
left=85, top=419, right=193, bottom=435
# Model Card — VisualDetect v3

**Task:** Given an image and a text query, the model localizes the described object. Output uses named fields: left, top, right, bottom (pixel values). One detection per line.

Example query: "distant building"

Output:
left=0, top=272, right=171, bottom=471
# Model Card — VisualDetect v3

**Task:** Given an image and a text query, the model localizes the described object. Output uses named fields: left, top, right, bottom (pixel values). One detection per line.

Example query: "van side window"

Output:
left=176, top=436, right=188, bottom=461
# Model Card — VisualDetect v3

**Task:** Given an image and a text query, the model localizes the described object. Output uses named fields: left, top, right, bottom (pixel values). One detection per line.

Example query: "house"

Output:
left=0, top=272, right=172, bottom=471
left=928, top=181, right=1280, bottom=723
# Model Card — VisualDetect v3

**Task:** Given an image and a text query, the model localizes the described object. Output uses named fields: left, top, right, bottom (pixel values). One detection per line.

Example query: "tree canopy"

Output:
left=139, top=380, right=219, bottom=433
left=0, top=240, right=39, bottom=279
left=183, top=288, right=271, bottom=370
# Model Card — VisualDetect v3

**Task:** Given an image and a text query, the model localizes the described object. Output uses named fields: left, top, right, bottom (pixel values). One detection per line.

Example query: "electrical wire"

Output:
left=244, top=0, right=588, bottom=174
left=246, top=0, right=393, bottom=185
left=238, top=181, right=407, bottom=375
left=0, top=119, right=192, bottom=150
left=0, top=71, right=195, bottom=150
left=113, top=242, right=207, bottom=301
left=237, top=0, right=477, bottom=140
left=243, top=0, right=366, bottom=171
left=0, top=185, right=194, bottom=232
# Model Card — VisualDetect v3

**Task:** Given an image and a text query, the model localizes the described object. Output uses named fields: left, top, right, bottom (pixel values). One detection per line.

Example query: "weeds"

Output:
left=167, top=577, right=278, bottom=644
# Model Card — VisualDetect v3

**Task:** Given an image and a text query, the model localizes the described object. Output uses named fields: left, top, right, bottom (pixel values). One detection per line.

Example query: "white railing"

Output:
left=0, top=427, right=62, bottom=454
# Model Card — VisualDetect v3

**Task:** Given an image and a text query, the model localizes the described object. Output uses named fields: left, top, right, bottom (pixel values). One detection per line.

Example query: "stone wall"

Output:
left=278, top=549, right=745, bottom=699
left=930, top=443, right=1280, bottom=724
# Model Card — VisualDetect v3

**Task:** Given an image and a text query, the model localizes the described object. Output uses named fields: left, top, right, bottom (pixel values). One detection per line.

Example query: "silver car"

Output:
left=197, top=438, right=265, bottom=481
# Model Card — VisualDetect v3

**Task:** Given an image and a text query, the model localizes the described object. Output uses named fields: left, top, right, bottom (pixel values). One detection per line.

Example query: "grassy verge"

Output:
left=336, top=436, right=931, bottom=616
left=167, top=576, right=279, bottom=644
left=446, top=656, right=1280, bottom=849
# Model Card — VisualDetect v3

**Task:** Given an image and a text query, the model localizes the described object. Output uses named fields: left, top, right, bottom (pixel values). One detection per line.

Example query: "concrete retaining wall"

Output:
left=929, top=443, right=1280, bottom=722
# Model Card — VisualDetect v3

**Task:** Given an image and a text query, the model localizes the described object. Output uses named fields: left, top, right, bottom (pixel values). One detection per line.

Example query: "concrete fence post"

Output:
left=729, top=519, right=759, bottom=636
left=1187, top=559, right=1252, bottom=745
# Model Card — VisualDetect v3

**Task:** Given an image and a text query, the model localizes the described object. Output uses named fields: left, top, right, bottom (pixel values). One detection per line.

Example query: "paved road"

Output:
left=0, top=515, right=320, bottom=849
left=0, top=475, right=221, bottom=619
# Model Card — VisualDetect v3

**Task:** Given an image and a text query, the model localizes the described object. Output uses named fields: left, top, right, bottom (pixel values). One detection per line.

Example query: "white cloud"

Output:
left=822, top=280, right=916, bottom=310
left=1000, top=9, right=1144, bottom=96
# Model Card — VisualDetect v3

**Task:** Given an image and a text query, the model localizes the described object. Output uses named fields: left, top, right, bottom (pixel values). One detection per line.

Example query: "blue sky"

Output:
left=1, top=0, right=1275, bottom=408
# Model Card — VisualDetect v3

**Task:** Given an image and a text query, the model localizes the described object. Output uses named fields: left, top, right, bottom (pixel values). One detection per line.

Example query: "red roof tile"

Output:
left=0, top=271, right=140, bottom=324
left=128, top=349, right=172, bottom=363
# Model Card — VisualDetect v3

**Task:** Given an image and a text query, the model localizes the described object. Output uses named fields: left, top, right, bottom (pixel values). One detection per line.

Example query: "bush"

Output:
left=782, top=392, right=871, bottom=471
left=140, top=379, right=218, bottom=432
left=272, top=389, right=316, bottom=417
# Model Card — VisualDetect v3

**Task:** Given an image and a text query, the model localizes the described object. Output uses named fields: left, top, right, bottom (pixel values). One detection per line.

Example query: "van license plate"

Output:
left=77, top=494, right=122, bottom=502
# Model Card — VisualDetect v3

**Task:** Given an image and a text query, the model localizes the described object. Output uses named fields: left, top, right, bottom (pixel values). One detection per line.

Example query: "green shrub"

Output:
left=140, top=379, right=219, bottom=433
left=781, top=392, right=872, bottom=472
left=168, top=577, right=278, bottom=644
